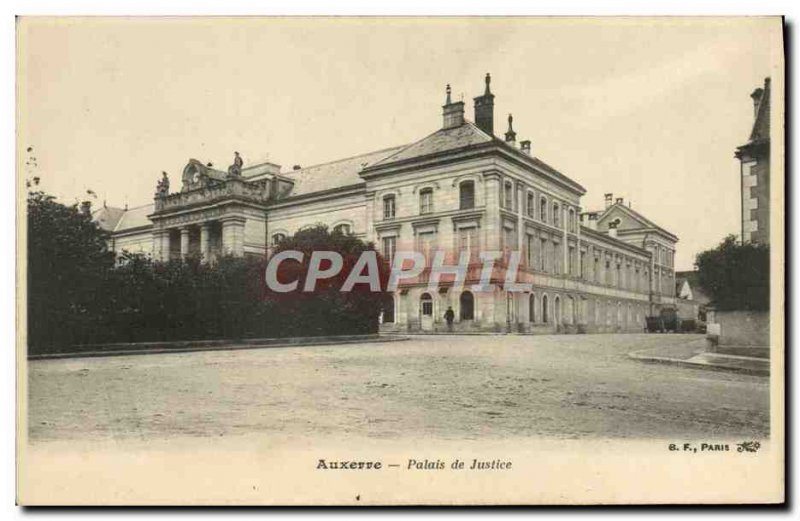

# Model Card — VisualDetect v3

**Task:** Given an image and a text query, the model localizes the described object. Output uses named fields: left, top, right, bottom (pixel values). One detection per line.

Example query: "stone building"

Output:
left=736, top=77, right=771, bottom=245
left=94, top=74, right=678, bottom=333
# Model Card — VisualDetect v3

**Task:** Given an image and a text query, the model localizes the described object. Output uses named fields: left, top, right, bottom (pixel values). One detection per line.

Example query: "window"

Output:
left=526, top=234, right=535, bottom=267
left=542, top=295, right=549, bottom=323
left=459, top=181, right=475, bottom=210
left=458, top=227, right=478, bottom=260
left=419, top=188, right=433, bottom=214
left=503, top=226, right=516, bottom=251
left=553, top=203, right=560, bottom=227
left=460, top=291, right=475, bottom=320
left=554, top=296, right=561, bottom=325
left=529, top=293, right=536, bottom=322
left=568, top=246, right=576, bottom=276
left=540, top=238, right=547, bottom=271
left=382, top=295, right=395, bottom=323
left=527, top=192, right=535, bottom=217
left=504, top=182, right=514, bottom=209
left=271, top=233, right=286, bottom=246
left=381, top=236, right=396, bottom=264
left=383, top=195, right=396, bottom=219
left=569, top=208, right=576, bottom=233
left=420, top=293, right=433, bottom=316
left=333, top=223, right=351, bottom=235
left=417, top=231, right=436, bottom=264
left=540, top=197, right=548, bottom=222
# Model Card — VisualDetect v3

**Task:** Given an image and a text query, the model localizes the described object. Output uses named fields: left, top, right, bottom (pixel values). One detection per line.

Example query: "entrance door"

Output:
left=420, top=293, right=434, bottom=331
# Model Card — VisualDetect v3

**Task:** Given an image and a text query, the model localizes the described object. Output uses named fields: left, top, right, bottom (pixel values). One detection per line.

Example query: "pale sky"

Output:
left=17, top=17, right=782, bottom=270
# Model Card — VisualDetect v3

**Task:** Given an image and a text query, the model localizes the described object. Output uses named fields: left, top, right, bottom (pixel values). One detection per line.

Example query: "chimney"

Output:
left=750, top=86, right=764, bottom=119
left=293, top=164, right=302, bottom=170
left=520, top=140, right=531, bottom=155
left=615, top=197, right=624, bottom=205
left=604, top=193, right=613, bottom=209
left=442, top=84, right=465, bottom=129
left=473, top=73, right=495, bottom=135
left=504, top=114, right=517, bottom=144
left=583, top=212, right=599, bottom=231
left=80, top=200, right=92, bottom=216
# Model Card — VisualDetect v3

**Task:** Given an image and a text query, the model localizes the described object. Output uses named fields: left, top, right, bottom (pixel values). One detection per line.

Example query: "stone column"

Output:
left=152, top=230, right=164, bottom=261
left=180, top=227, right=190, bottom=260
left=200, top=223, right=211, bottom=261
left=221, top=217, right=245, bottom=256
left=161, top=230, right=172, bottom=262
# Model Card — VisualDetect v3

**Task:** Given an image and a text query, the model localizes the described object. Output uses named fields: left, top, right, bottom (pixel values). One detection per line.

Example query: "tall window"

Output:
left=529, top=293, right=536, bottom=322
left=458, top=227, right=478, bottom=260
left=503, top=226, right=516, bottom=251
left=459, top=181, right=475, bottom=209
left=569, top=208, right=576, bottom=233
left=382, top=236, right=396, bottom=264
left=526, top=234, right=535, bottom=267
left=504, top=182, right=514, bottom=209
left=417, top=231, right=436, bottom=264
left=419, top=188, right=433, bottom=214
left=568, top=246, right=576, bottom=276
left=553, top=203, right=560, bottom=227
left=542, top=295, right=549, bottom=323
left=540, top=197, right=548, bottom=222
left=382, top=295, right=395, bottom=323
left=527, top=192, right=535, bottom=217
left=460, top=291, right=475, bottom=320
left=420, top=293, right=433, bottom=316
left=540, top=238, right=547, bottom=271
left=554, top=296, right=561, bottom=325
left=383, top=195, right=396, bottom=219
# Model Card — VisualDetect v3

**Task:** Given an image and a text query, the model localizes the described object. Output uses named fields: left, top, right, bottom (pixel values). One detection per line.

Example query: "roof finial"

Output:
left=505, top=113, right=517, bottom=143
left=445, top=84, right=452, bottom=105
left=485, top=73, right=492, bottom=95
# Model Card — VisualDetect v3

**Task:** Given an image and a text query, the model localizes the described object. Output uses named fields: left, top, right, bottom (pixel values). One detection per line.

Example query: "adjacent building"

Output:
left=94, top=74, right=678, bottom=333
left=736, top=77, right=771, bottom=245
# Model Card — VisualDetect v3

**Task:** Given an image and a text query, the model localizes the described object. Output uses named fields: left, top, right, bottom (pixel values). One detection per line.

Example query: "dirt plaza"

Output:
left=27, top=334, right=769, bottom=443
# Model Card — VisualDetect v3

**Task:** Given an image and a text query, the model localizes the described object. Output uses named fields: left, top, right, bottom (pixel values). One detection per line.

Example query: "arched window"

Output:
left=526, top=192, right=535, bottom=217
left=383, top=195, right=396, bottom=219
left=271, top=233, right=287, bottom=246
left=540, top=197, right=548, bottom=222
left=419, top=188, right=434, bottom=214
left=554, top=296, right=562, bottom=325
left=459, top=181, right=475, bottom=209
left=382, top=294, right=395, bottom=323
left=529, top=293, right=536, bottom=322
left=460, top=291, right=475, bottom=320
left=542, top=295, right=549, bottom=323
left=420, top=293, right=433, bottom=316
left=553, top=203, right=560, bottom=227
left=333, top=223, right=351, bottom=235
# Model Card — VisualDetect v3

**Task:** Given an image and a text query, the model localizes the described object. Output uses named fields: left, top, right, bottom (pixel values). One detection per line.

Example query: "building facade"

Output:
left=94, top=74, right=678, bottom=333
left=736, top=77, right=771, bottom=245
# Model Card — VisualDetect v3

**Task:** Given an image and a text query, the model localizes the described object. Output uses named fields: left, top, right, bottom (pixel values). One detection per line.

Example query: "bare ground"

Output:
left=27, top=334, right=769, bottom=443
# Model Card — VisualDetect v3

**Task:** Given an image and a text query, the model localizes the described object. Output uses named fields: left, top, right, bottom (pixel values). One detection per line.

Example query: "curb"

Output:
left=29, top=335, right=410, bottom=361
left=628, top=350, right=769, bottom=377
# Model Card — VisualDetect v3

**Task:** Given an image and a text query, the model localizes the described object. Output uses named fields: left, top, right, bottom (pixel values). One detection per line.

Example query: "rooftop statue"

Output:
left=155, top=171, right=170, bottom=197
left=228, top=151, right=243, bottom=177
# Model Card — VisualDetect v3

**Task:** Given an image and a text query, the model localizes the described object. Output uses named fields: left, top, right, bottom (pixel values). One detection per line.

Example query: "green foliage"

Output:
left=28, top=195, right=388, bottom=353
left=694, top=235, right=769, bottom=311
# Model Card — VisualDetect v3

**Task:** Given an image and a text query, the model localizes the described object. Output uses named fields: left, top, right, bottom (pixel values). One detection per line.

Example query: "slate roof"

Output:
left=370, top=121, right=494, bottom=167
left=93, top=203, right=154, bottom=233
left=281, top=145, right=407, bottom=196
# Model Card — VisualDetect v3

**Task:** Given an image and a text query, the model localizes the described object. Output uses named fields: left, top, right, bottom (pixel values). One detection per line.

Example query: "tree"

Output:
left=694, top=235, right=769, bottom=311
left=27, top=185, right=115, bottom=349
left=270, top=225, right=391, bottom=336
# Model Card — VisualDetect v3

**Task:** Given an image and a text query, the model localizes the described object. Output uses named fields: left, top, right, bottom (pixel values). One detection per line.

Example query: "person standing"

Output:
left=444, top=306, right=455, bottom=332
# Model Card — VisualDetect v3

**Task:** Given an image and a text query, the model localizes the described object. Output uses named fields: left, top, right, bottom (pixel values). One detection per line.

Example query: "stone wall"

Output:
left=707, top=310, right=769, bottom=349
